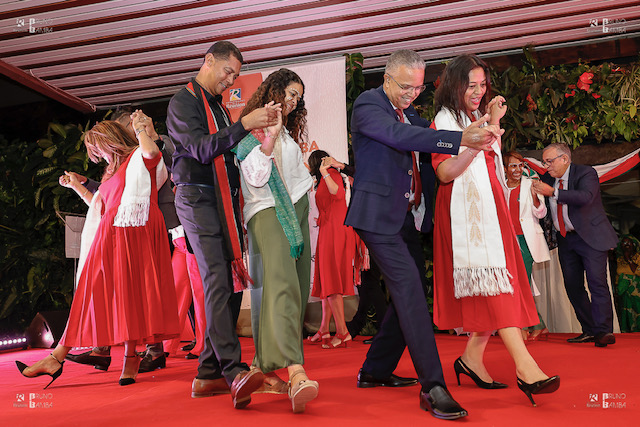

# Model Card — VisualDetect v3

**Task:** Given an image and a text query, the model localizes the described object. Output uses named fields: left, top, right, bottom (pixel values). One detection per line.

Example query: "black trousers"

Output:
left=558, top=232, right=613, bottom=335
left=358, top=212, right=445, bottom=391
left=175, top=185, right=246, bottom=383
left=347, top=260, right=387, bottom=336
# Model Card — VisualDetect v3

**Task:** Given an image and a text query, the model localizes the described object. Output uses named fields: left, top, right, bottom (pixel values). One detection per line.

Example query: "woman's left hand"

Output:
left=486, top=96, right=507, bottom=122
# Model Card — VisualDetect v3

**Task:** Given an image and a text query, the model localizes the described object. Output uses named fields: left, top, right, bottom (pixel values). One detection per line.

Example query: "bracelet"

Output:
left=135, top=127, right=145, bottom=136
left=82, top=188, right=88, bottom=197
left=322, top=174, right=330, bottom=179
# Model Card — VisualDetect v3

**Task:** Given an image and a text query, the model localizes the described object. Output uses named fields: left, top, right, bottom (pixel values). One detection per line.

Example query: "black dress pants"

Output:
left=358, top=212, right=445, bottom=391
left=175, top=185, right=246, bottom=384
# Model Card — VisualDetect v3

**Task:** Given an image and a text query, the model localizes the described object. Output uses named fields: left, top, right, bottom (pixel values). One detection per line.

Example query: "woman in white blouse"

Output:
left=235, top=68, right=317, bottom=413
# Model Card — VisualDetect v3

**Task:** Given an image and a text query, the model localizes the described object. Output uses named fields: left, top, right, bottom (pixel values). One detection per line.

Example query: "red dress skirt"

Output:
left=311, top=168, right=357, bottom=298
left=61, top=153, right=180, bottom=347
left=431, top=150, right=538, bottom=332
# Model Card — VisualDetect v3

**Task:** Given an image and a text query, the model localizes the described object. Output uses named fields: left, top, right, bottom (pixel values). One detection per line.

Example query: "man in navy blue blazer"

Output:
left=344, top=50, right=502, bottom=420
left=533, top=143, right=618, bottom=347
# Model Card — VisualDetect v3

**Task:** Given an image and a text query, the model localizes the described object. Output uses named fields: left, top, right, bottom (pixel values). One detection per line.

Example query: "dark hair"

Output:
left=503, top=150, right=524, bottom=167
left=240, top=68, right=307, bottom=144
left=111, top=105, right=133, bottom=123
left=434, top=54, right=491, bottom=128
left=84, top=121, right=139, bottom=182
left=205, top=41, right=243, bottom=63
left=308, top=149, right=330, bottom=187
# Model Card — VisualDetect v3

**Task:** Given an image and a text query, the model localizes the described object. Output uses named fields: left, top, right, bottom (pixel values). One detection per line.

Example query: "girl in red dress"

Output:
left=17, top=115, right=179, bottom=388
left=431, top=54, right=559, bottom=405
left=308, top=150, right=357, bottom=348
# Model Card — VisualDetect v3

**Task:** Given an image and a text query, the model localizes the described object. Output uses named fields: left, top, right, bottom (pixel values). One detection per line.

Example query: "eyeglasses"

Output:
left=541, top=154, right=565, bottom=167
left=508, top=163, right=524, bottom=169
left=386, top=74, right=426, bottom=95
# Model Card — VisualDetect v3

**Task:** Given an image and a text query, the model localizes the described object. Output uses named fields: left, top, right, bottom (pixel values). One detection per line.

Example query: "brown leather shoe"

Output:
left=191, top=378, right=230, bottom=398
left=255, top=372, right=289, bottom=394
left=230, top=367, right=264, bottom=409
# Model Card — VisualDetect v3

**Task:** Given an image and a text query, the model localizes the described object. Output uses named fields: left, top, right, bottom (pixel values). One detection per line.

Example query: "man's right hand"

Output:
left=240, top=101, right=282, bottom=130
left=460, top=114, right=504, bottom=151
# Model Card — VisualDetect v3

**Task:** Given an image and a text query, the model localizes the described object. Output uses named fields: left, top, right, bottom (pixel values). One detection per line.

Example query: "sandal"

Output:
left=323, top=332, right=352, bottom=349
left=288, top=370, right=319, bottom=413
left=307, top=331, right=330, bottom=345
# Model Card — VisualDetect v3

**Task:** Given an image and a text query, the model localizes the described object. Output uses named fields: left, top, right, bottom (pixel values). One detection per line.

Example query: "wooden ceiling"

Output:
left=1, top=0, right=638, bottom=111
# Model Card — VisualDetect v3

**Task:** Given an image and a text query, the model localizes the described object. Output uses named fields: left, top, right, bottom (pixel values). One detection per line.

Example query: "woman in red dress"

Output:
left=431, top=54, right=559, bottom=405
left=308, top=150, right=357, bottom=348
left=16, top=114, right=179, bottom=388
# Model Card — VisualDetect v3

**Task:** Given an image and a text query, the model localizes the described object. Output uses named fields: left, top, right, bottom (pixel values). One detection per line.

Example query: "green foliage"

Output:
left=0, top=122, right=102, bottom=332
left=417, top=48, right=640, bottom=150
left=345, top=53, right=365, bottom=129
left=490, top=49, right=640, bottom=150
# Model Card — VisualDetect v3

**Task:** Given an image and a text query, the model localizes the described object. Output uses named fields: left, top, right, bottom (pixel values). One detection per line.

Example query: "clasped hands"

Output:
left=531, top=180, right=555, bottom=197
left=241, top=101, right=282, bottom=131
left=460, top=96, right=507, bottom=152
left=130, top=109, right=158, bottom=140
left=320, top=156, right=342, bottom=175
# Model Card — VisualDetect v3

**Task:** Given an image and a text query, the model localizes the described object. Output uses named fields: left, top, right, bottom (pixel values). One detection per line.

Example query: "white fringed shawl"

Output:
left=76, top=149, right=167, bottom=285
left=434, top=108, right=513, bottom=299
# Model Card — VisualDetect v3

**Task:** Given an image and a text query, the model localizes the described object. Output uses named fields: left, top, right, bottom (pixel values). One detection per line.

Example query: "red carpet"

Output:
left=2, top=333, right=638, bottom=426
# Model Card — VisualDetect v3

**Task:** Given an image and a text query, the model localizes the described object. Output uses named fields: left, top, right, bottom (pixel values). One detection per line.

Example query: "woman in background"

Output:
left=17, top=115, right=179, bottom=387
left=308, top=150, right=357, bottom=348
left=431, top=54, right=559, bottom=406
left=502, top=151, right=551, bottom=340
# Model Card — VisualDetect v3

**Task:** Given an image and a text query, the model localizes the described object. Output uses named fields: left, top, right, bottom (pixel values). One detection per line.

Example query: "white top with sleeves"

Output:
left=238, top=127, right=313, bottom=225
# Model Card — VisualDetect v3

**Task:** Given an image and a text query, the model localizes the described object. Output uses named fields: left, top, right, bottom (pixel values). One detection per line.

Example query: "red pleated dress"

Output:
left=431, top=150, right=538, bottom=332
left=311, top=168, right=357, bottom=298
left=61, top=152, right=180, bottom=347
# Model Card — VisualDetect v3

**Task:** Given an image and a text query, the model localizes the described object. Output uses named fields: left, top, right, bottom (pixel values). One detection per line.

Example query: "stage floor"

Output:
left=2, top=333, right=638, bottom=426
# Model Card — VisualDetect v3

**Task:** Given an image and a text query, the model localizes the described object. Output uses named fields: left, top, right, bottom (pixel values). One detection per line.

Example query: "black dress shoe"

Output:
left=420, top=386, right=468, bottom=420
left=185, top=352, right=199, bottom=359
left=181, top=341, right=196, bottom=352
left=138, top=353, right=166, bottom=373
left=65, top=351, right=111, bottom=371
left=594, top=332, right=615, bottom=347
left=357, top=369, right=418, bottom=388
left=566, top=333, right=595, bottom=343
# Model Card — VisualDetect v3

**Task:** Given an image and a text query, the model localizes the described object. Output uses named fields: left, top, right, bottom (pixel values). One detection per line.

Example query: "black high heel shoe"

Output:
left=119, top=354, right=140, bottom=386
left=453, top=357, right=508, bottom=389
left=516, top=375, right=560, bottom=406
left=16, top=353, right=64, bottom=389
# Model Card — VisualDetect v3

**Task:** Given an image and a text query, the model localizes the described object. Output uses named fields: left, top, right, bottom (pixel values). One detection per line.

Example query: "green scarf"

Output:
left=234, top=130, right=304, bottom=259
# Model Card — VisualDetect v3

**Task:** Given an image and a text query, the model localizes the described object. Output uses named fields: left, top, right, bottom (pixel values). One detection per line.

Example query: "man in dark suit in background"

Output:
left=533, top=143, right=618, bottom=347
left=344, top=49, right=502, bottom=420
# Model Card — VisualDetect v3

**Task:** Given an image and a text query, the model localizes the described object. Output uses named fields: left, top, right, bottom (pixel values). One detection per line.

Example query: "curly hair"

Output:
left=84, top=121, right=139, bottom=182
left=240, top=68, right=307, bottom=144
left=434, top=54, right=491, bottom=128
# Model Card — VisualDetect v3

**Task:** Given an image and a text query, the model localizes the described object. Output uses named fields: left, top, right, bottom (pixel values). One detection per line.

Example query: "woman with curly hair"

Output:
left=16, top=115, right=180, bottom=388
left=235, top=68, right=318, bottom=413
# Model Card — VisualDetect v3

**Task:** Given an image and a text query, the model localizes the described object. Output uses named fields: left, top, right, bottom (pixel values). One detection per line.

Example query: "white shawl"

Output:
left=434, top=108, right=513, bottom=299
left=76, top=149, right=167, bottom=285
